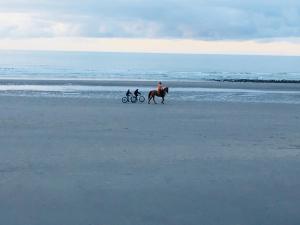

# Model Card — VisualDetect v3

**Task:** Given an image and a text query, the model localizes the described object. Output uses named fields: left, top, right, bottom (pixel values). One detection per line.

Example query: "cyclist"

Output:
left=126, top=89, right=132, bottom=101
left=134, top=89, right=141, bottom=97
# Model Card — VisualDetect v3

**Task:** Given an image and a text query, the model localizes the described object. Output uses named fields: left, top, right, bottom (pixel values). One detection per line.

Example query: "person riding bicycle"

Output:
left=157, top=81, right=164, bottom=95
left=126, top=89, right=132, bottom=101
left=134, top=89, right=141, bottom=97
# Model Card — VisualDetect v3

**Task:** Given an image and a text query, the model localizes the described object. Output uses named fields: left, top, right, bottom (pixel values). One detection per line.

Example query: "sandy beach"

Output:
left=0, top=94, right=300, bottom=225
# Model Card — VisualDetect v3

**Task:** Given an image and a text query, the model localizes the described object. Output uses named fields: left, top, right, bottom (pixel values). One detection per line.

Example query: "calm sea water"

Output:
left=0, top=50, right=299, bottom=103
left=0, top=50, right=300, bottom=81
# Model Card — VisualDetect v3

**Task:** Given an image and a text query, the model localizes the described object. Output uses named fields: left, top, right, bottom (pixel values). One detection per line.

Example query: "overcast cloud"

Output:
left=0, top=0, right=299, bottom=40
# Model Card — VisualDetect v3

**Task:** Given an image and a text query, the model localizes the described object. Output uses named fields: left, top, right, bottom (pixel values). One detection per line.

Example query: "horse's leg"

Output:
left=153, top=96, right=157, bottom=104
left=161, top=96, right=164, bottom=104
left=148, top=92, right=151, bottom=104
left=148, top=92, right=153, bottom=104
left=150, top=95, right=155, bottom=104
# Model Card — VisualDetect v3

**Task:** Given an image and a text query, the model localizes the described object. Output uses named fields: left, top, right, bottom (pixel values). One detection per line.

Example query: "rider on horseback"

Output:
left=148, top=82, right=168, bottom=104
left=157, top=81, right=164, bottom=96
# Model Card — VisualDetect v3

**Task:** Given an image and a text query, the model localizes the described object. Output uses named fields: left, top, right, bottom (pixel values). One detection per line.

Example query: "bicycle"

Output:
left=131, top=94, right=145, bottom=103
left=122, top=94, right=145, bottom=103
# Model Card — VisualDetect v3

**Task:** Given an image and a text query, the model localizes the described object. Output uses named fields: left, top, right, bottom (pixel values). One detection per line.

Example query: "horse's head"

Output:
left=164, top=87, right=169, bottom=93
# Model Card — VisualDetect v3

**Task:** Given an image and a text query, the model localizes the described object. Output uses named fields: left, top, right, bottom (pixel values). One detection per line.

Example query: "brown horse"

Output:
left=148, top=87, right=169, bottom=104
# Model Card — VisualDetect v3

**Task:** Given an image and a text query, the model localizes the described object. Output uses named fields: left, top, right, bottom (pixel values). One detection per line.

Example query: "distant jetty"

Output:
left=211, top=79, right=300, bottom=84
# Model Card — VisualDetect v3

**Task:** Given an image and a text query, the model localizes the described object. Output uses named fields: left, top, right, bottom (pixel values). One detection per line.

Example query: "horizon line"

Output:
left=0, top=37, right=300, bottom=57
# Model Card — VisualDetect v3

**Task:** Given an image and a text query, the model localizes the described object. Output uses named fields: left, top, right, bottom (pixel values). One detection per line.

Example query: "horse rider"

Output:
left=157, top=81, right=164, bottom=95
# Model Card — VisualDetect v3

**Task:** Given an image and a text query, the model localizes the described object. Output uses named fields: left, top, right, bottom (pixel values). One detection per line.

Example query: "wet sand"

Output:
left=0, top=96, right=300, bottom=225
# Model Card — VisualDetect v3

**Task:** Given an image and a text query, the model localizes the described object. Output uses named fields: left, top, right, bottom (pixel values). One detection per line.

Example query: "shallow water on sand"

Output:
left=0, top=83, right=299, bottom=104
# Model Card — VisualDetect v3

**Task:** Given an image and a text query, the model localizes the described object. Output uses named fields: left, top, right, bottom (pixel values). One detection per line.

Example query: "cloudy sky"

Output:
left=0, top=0, right=300, bottom=55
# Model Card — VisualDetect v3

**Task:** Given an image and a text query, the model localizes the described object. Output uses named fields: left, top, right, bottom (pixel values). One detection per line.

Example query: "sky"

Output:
left=0, top=0, right=300, bottom=55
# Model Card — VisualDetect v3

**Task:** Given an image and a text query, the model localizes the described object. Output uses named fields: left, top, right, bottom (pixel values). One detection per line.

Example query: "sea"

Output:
left=0, top=50, right=299, bottom=103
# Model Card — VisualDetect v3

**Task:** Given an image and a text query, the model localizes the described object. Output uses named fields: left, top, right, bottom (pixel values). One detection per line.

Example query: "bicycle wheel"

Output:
left=131, top=96, right=138, bottom=103
left=139, top=96, right=145, bottom=103
left=122, top=97, right=128, bottom=103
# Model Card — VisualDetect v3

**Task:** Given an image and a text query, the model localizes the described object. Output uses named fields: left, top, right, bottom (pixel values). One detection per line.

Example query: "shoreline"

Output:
left=0, top=78, right=299, bottom=91
left=0, top=79, right=299, bottom=104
